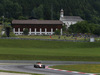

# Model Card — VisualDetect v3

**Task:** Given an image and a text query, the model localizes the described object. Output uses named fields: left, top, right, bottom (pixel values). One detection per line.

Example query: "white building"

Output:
left=60, top=9, right=83, bottom=28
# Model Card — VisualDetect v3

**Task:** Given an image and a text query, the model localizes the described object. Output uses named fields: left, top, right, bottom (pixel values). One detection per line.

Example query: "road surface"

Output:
left=0, top=60, right=99, bottom=75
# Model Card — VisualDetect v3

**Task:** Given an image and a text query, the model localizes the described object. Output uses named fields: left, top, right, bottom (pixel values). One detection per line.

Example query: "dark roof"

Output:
left=60, top=16, right=83, bottom=21
left=12, top=20, right=63, bottom=25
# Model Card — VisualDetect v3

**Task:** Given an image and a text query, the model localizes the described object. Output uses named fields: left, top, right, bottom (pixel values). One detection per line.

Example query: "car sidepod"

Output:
left=34, top=64, right=45, bottom=68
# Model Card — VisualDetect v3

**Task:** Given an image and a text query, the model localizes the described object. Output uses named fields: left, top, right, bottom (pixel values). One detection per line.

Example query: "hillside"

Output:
left=0, top=0, right=100, bottom=23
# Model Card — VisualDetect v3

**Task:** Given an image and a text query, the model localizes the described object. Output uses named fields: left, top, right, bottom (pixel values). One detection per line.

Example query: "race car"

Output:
left=34, top=62, right=45, bottom=68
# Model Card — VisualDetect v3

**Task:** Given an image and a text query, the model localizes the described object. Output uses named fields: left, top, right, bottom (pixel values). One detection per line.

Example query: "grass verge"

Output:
left=18, top=35, right=100, bottom=42
left=51, top=64, right=100, bottom=73
left=0, top=70, right=43, bottom=75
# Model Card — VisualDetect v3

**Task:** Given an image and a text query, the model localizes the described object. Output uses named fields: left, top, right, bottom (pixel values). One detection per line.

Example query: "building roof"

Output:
left=60, top=16, right=83, bottom=21
left=12, top=20, right=63, bottom=25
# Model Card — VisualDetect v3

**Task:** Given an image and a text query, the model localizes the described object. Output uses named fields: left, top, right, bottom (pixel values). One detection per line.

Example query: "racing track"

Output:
left=0, top=60, right=100, bottom=75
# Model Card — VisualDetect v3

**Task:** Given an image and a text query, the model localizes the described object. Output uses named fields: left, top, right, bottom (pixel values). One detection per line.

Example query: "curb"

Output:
left=46, top=66, right=96, bottom=75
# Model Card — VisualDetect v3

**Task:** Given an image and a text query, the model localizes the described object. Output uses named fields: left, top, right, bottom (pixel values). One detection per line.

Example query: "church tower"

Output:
left=60, top=9, right=64, bottom=17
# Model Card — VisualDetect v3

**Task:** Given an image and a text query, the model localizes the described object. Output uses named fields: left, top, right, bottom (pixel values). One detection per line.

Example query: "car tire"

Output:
left=34, top=65, right=38, bottom=68
left=42, top=65, right=45, bottom=68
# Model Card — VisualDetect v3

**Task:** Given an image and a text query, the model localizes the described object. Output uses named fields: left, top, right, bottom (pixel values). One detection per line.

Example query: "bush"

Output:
left=54, top=29, right=60, bottom=35
left=23, top=28, right=29, bottom=35
left=1, top=32, right=17, bottom=37
left=10, top=32, right=17, bottom=37
left=1, top=33, right=7, bottom=37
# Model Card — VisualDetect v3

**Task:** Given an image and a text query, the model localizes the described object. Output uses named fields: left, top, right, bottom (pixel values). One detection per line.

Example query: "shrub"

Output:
left=23, top=28, right=29, bottom=35
left=54, top=29, right=60, bottom=35
left=1, top=32, right=17, bottom=37
left=10, top=32, right=17, bottom=37
left=1, top=33, right=7, bottom=37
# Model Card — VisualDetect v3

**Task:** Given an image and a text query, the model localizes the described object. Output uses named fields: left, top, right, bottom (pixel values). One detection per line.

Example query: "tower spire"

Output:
left=60, top=9, right=64, bottom=17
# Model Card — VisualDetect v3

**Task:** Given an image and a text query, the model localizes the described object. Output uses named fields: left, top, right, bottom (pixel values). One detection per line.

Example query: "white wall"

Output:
left=63, top=21, right=77, bottom=28
left=13, top=28, right=62, bottom=35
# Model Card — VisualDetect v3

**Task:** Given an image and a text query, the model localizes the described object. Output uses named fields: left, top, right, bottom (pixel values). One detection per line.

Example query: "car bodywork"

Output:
left=34, top=62, right=45, bottom=68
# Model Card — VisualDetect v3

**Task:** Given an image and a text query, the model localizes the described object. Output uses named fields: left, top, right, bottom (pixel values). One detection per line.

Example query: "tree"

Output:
left=1, top=0, right=100, bottom=23
left=18, top=16, right=28, bottom=20
left=0, top=4, right=4, bottom=17
left=68, top=21, right=97, bottom=34
left=12, top=3, right=22, bottom=18
left=32, top=5, right=44, bottom=19
left=94, top=26, right=100, bottom=36
left=23, top=28, right=29, bottom=35
left=62, top=24, right=67, bottom=31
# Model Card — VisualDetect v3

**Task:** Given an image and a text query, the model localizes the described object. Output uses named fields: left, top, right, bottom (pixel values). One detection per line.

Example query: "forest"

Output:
left=0, top=0, right=100, bottom=24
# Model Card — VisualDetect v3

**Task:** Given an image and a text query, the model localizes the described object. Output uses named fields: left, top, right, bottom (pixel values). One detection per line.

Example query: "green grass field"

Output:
left=51, top=64, right=100, bottom=73
left=0, top=70, right=43, bottom=75
left=0, top=39, right=100, bottom=61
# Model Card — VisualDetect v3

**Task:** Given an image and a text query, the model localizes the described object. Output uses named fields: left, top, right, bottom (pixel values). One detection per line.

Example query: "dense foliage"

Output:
left=0, top=0, right=100, bottom=23
left=54, top=29, right=61, bottom=35
left=68, top=21, right=100, bottom=35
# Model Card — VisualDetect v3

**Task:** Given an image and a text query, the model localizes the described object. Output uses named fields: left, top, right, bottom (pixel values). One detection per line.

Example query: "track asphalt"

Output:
left=0, top=60, right=99, bottom=75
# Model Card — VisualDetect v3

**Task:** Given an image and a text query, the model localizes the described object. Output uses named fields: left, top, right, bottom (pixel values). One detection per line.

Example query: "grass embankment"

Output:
left=51, top=64, right=100, bottom=73
left=0, top=39, right=100, bottom=61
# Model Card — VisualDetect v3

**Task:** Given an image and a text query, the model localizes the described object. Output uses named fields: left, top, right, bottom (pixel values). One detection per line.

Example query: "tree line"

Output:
left=0, top=0, right=100, bottom=24
left=68, top=21, right=100, bottom=36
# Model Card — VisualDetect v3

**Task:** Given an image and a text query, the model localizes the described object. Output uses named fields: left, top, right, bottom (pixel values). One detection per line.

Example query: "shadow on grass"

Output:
left=0, top=54, right=100, bottom=61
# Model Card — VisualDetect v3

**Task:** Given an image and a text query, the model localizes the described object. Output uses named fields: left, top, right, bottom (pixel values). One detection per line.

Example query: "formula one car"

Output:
left=34, top=62, right=45, bottom=68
